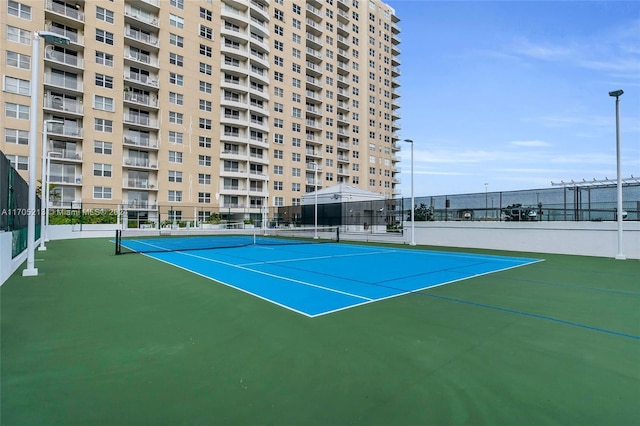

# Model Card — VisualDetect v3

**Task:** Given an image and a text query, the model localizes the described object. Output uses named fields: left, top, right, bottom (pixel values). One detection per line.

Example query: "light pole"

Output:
left=38, top=120, right=64, bottom=251
left=312, top=162, right=321, bottom=238
left=484, top=183, right=488, bottom=220
left=23, top=31, right=70, bottom=276
left=403, top=139, right=415, bottom=245
left=609, top=89, right=625, bottom=260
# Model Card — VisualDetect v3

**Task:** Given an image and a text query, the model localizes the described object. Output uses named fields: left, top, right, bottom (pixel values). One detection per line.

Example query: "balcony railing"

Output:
left=123, top=136, right=158, bottom=149
left=44, top=96, right=83, bottom=114
left=123, top=178, right=157, bottom=189
left=45, top=0, right=85, bottom=22
left=45, top=49, right=83, bottom=68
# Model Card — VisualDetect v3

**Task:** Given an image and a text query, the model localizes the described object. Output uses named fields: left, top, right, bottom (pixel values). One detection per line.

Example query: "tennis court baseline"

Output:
left=122, top=239, right=541, bottom=317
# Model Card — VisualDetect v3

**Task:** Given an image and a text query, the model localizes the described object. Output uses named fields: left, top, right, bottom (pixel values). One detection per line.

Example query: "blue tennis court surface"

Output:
left=132, top=242, right=541, bottom=317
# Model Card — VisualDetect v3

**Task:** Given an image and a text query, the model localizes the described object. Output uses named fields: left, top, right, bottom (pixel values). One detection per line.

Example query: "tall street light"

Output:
left=484, top=183, right=488, bottom=219
left=38, top=120, right=64, bottom=251
left=311, top=162, right=321, bottom=239
left=403, top=139, right=415, bottom=245
left=23, top=31, right=71, bottom=276
left=609, top=89, right=625, bottom=260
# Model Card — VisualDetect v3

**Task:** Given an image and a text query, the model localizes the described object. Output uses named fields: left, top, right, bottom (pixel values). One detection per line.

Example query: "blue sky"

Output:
left=387, top=0, right=640, bottom=196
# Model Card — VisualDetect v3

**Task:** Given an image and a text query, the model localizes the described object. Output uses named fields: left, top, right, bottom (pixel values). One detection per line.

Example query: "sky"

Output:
left=386, top=0, right=640, bottom=197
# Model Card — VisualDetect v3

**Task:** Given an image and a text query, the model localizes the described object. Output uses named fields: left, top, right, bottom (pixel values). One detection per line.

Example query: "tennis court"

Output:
left=2, top=237, right=639, bottom=425
left=118, top=231, right=541, bottom=317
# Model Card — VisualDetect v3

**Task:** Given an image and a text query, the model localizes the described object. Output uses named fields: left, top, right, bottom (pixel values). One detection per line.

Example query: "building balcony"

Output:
left=306, top=3, right=322, bottom=21
left=305, top=148, right=323, bottom=159
left=123, top=200, right=158, bottom=210
left=44, top=95, right=84, bottom=116
left=45, top=0, right=85, bottom=23
left=124, top=91, right=159, bottom=109
left=124, top=8, right=159, bottom=29
left=45, top=24, right=84, bottom=46
left=124, top=71, right=159, bottom=89
left=123, top=178, right=158, bottom=190
left=123, top=158, right=158, bottom=170
left=305, top=33, right=322, bottom=49
left=123, top=136, right=158, bottom=150
left=44, top=49, right=83, bottom=71
left=48, top=149, right=82, bottom=163
left=123, top=114, right=158, bottom=129
left=125, top=27, right=160, bottom=50
left=43, top=74, right=84, bottom=94
left=48, top=124, right=83, bottom=139
left=49, top=174, right=82, bottom=185
left=124, top=49, right=159, bottom=69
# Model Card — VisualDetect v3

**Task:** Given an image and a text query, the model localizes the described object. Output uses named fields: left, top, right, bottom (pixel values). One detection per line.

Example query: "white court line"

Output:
left=172, top=251, right=373, bottom=302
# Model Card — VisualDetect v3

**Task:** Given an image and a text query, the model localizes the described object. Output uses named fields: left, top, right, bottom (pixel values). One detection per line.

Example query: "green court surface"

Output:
left=1, top=238, right=639, bottom=425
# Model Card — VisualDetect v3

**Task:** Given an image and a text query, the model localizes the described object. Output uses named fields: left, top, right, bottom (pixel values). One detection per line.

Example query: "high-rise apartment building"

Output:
left=1, top=0, right=401, bottom=227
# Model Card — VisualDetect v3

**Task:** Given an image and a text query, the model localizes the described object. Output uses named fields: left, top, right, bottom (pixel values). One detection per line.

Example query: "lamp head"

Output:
left=609, top=89, right=624, bottom=97
left=37, top=31, right=71, bottom=46
left=403, top=138, right=413, bottom=144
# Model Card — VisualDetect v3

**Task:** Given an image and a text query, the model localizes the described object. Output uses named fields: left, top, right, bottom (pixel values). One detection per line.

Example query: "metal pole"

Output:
left=614, top=93, right=625, bottom=260
left=403, top=139, right=416, bottom=245
left=314, top=163, right=318, bottom=239
left=38, top=121, right=49, bottom=251
left=410, top=141, right=415, bottom=245
left=23, top=33, right=42, bottom=276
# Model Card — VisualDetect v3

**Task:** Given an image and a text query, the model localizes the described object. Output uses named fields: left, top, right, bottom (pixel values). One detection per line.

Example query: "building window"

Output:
left=95, top=73, right=114, bottom=88
left=169, top=131, right=183, bottom=144
left=94, top=118, right=113, bottom=132
left=8, top=1, right=31, bottom=19
left=198, top=174, right=211, bottom=184
left=199, top=81, right=212, bottom=93
left=3, top=76, right=30, bottom=95
left=7, top=26, right=30, bottom=44
left=170, top=0, right=184, bottom=9
left=170, top=14, right=184, bottom=29
left=168, top=170, right=183, bottom=183
left=170, top=33, right=184, bottom=47
left=169, top=72, right=184, bottom=86
left=6, top=51, right=30, bottom=70
left=4, top=128, right=28, bottom=145
left=199, top=25, right=214, bottom=40
left=4, top=102, right=29, bottom=120
left=168, top=190, right=183, bottom=202
left=200, top=44, right=213, bottom=57
left=198, top=192, right=211, bottom=203
left=93, top=95, right=114, bottom=111
left=169, top=111, right=183, bottom=124
left=199, top=118, right=212, bottom=130
left=199, top=136, right=212, bottom=148
left=169, top=92, right=183, bottom=105
left=199, top=7, right=213, bottom=21
left=93, top=163, right=112, bottom=177
left=169, top=151, right=183, bottom=163
left=94, top=141, right=112, bottom=154
left=93, top=186, right=112, bottom=199
left=169, top=52, right=184, bottom=66
left=273, top=181, right=283, bottom=190
left=96, top=29, right=114, bottom=45
left=96, top=6, right=115, bottom=23
left=199, top=155, right=211, bottom=166
left=95, top=51, right=114, bottom=67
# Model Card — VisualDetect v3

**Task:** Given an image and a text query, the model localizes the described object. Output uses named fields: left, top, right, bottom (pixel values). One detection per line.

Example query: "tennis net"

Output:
left=114, top=226, right=339, bottom=255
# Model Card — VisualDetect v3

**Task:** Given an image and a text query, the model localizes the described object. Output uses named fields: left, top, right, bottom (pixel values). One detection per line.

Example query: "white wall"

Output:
left=404, top=221, right=640, bottom=259
left=0, top=231, right=31, bottom=285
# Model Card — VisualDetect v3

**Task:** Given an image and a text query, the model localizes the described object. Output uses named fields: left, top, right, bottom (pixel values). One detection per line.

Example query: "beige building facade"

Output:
left=1, top=0, right=401, bottom=226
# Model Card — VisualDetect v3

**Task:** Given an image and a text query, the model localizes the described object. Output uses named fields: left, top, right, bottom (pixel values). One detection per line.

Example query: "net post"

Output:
left=335, top=226, right=340, bottom=243
left=115, top=229, right=120, bottom=255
